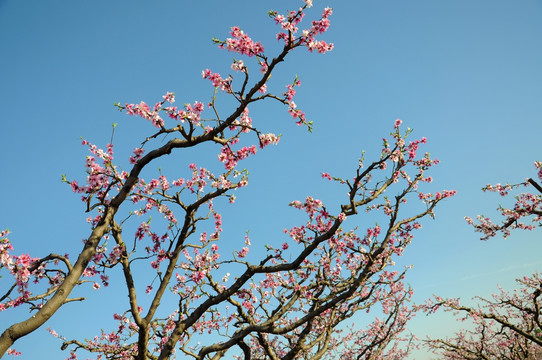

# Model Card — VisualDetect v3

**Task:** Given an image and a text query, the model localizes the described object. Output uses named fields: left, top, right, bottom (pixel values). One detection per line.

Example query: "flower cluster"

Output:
left=0, top=230, right=45, bottom=312
left=274, top=6, right=334, bottom=54
left=283, top=79, right=310, bottom=127
left=126, top=101, right=164, bottom=128
left=229, top=107, right=252, bottom=133
left=218, top=139, right=258, bottom=171
left=202, top=69, right=233, bottom=93
left=230, top=59, right=246, bottom=73
left=258, top=133, right=280, bottom=148
left=66, top=140, right=127, bottom=207
left=217, top=26, right=264, bottom=57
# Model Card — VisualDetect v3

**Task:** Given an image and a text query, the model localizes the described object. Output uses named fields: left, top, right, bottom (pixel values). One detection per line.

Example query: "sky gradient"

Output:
left=1, top=1, right=542, bottom=358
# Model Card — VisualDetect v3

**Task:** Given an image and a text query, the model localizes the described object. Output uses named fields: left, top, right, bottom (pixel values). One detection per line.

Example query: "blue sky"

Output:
left=1, top=0, right=541, bottom=358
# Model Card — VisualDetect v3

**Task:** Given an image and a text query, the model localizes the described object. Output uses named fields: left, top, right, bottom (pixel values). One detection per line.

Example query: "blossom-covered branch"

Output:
left=465, top=161, right=542, bottom=240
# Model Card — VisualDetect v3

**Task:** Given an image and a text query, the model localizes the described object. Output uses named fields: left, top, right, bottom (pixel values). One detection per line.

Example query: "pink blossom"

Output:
left=259, top=61, right=268, bottom=74
left=258, top=133, right=280, bottom=148
left=129, top=147, right=145, bottom=164
left=219, top=26, right=264, bottom=56
left=230, top=59, right=246, bottom=72
left=321, top=172, right=332, bottom=181
left=6, top=348, right=21, bottom=356
left=162, top=92, right=175, bottom=103
left=306, top=39, right=334, bottom=53
left=237, top=247, right=249, bottom=258
left=202, top=69, right=232, bottom=92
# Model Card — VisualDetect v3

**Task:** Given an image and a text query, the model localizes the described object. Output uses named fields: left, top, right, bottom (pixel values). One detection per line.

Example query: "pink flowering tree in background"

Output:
left=0, top=2, right=456, bottom=359
left=421, top=162, right=542, bottom=359
left=422, top=274, right=542, bottom=359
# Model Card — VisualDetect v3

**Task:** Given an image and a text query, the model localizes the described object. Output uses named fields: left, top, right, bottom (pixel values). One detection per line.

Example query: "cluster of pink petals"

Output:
left=220, top=26, right=264, bottom=57
left=237, top=246, right=249, bottom=258
left=0, top=230, right=13, bottom=270
left=218, top=140, right=258, bottom=170
left=274, top=7, right=334, bottom=54
left=274, top=9, right=306, bottom=34
left=230, top=59, right=246, bottom=72
left=259, top=61, right=268, bottom=74
left=229, top=108, right=252, bottom=132
left=125, top=101, right=164, bottom=128
left=129, top=147, right=145, bottom=164
left=258, top=133, right=280, bottom=148
left=536, top=160, right=542, bottom=181
left=182, top=101, right=205, bottom=125
left=162, top=92, right=175, bottom=104
left=321, top=172, right=332, bottom=181
left=418, top=190, right=457, bottom=202
left=306, top=39, right=334, bottom=53
left=289, top=196, right=324, bottom=220
left=282, top=80, right=309, bottom=126
left=304, top=8, right=334, bottom=53
left=482, top=182, right=515, bottom=196
left=285, top=82, right=298, bottom=102
left=162, top=99, right=206, bottom=126
left=68, top=140, right=127, bottom=206
left=0, top=231, right=45, bottom=312
left=202, top=69, right=232, bottom=93
left=6, top=348, right=22, bottom=356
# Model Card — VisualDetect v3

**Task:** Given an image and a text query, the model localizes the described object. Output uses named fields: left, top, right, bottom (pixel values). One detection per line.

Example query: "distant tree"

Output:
left=423, top=162, right=542, bottom=359
left=0, top=2, right=455, bottom=358
left=423, top=272, right=542, bottom=360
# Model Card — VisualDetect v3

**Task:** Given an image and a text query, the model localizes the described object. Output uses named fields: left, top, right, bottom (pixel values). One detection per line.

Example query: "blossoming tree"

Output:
left=422, top=162, right=542, bottom=359
left=0, top=2, right=455, bottom=359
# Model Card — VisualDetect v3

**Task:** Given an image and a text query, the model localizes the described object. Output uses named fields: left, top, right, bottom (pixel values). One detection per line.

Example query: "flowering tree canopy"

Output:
left=0, top=2, right=455, bottom=359
left=422, top=162, right=542, bottom=359
left=422, top=272, right=542, bottom=360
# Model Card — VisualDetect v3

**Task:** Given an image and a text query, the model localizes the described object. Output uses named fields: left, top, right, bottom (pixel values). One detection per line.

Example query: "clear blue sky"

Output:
left=1, top=1, right=541, bottom=358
